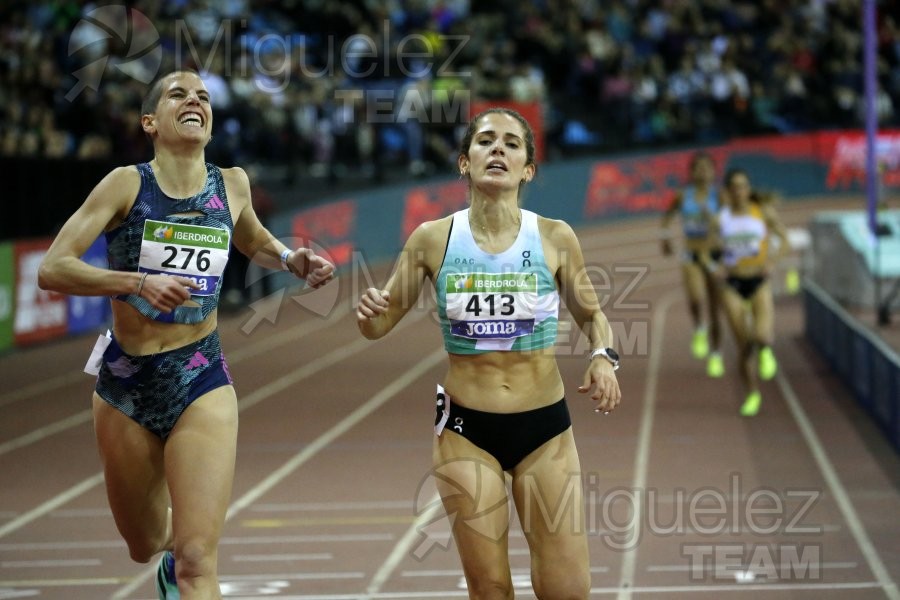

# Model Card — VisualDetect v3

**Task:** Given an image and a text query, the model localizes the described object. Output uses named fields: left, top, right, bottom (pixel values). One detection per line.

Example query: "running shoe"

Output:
left=691, top=329, right=709, bottom=359
left=759, top=346, right=778, bottom=381
left=156, top=550, right=179, bottom=599
left=785, top=267, right=800, bottom=295
left=740, top=391, right=762, bottom=417
left=706, top=352, right=724, bottom=378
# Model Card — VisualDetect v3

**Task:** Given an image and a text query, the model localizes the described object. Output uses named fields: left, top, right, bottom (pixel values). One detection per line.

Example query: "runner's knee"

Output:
left=465, top=575, right=514, bottom=600
left=530, top=548, right=590, bottom=599
left=533, top=577, right=590, bottom=600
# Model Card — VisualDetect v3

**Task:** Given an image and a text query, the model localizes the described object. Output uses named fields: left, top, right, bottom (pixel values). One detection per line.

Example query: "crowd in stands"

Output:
left=2, top=0, right=899, bottom=184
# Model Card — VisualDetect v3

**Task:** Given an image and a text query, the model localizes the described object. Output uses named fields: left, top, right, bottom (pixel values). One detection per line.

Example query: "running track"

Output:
left=1, top=197, right=898, bottom=599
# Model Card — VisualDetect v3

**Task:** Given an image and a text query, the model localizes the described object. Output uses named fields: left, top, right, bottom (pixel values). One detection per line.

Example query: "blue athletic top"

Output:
left=106, top=162, right=234, bottom=324
left=435, top=209, right=559, bottom=354
left=680, top=185, right=719, bottom=239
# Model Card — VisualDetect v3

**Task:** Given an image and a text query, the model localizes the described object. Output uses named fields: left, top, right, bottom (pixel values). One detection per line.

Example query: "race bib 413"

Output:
left=445, top=272, right=538, bottom=339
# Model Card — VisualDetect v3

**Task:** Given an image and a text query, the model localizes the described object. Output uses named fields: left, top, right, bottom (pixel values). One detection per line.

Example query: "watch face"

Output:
left=606, top=348, right=620, bottom=361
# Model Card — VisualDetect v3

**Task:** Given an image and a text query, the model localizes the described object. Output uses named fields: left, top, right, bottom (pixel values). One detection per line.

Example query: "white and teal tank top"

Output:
left=436, top=208, right=560, bottom=354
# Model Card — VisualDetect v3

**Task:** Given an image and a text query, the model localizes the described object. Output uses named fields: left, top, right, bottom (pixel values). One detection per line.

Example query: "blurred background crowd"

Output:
left=2, top=0, right=900, bottom=187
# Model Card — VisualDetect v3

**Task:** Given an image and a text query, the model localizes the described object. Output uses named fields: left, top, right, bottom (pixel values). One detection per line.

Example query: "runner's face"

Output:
left=462, top=113, right=534, bottom=191
left=691, top=157, right=715, bottom=185
left=727, top=173, right=752, bottom=207
left=146, top=73, right=212, bottom=146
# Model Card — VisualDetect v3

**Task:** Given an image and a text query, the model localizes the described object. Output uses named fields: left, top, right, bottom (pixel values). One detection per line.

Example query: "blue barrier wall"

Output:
left=804, top=280, right=900, bottom=451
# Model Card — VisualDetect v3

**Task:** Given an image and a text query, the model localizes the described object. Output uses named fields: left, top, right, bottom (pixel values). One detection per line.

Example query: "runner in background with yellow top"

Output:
left=710, top=168, right=790, bottom=416
left=660, top=152, right=725, bottom=377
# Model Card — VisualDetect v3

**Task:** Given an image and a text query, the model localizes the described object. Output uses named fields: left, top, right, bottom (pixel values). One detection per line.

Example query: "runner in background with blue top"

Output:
left=660, top=152, right=725, bottom=378
left=38, top=70, right=335, bottom=599
left=356, top=108, right=620, bottom=599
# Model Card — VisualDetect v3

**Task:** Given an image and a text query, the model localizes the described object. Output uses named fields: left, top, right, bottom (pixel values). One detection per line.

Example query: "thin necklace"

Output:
left=472, top=208, right=522, bottom=234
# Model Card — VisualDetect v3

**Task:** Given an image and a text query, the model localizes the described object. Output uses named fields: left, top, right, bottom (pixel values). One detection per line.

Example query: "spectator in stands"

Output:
left=2, top=0, right=900, bottom=180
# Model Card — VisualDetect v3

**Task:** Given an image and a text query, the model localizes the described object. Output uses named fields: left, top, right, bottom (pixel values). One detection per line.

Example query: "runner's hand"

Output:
left=305, top=252, right=335, bottom=288
left=578, top=360, right=621, bottom=414
left=356, top=288, right=390, bottom=321
left=139, top=274, right=200, bottom=313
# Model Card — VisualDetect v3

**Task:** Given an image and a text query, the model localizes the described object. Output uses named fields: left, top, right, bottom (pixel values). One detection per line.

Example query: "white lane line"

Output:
left=0, top=578, right=128, bottom=587
left=222, top=572, right=365, bottom=581
left=399, top=566, right=611, bottom=577
left=646, top=561, right=860, bottom=572
left=1, top=559, right=101, bottom=568
left=616, top=290, right=679, bottom=600
left=776, top=370, right=900, bottom=600
left=116, top=581, right=885, bottom=599
left=0, top=473, right=104, bottom=540
left=220, top=534, right=395, bottom=545
left=0, top=372, right=84, bottom=409
left=0, top=411, right=93, bottom=457
left=0, top=541, right=124, bottom=552
left=196, top=594, right=471, bottom=600
left=112, top=345, right=446, bottom=598
left=50, top=508, right=111, bottom=518
left=231, top=553, right=332, bottom=562
left=362, top=492, right=444, bottom=598
left=599, top=582, right=887, bottom=594
left=0, top=534, right=392, bottom=553
left=249, top=501, right=410, bottom=512
left=0, top=582, right=888, bottom=597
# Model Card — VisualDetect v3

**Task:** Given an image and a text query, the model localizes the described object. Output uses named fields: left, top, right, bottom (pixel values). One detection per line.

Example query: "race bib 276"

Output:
left=138, top=219, right=230, bottom=296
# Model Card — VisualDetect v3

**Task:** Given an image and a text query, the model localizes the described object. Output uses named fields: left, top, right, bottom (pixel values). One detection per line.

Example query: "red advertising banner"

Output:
left=469, top=100, right=545, bottom=162
left=584, top=148, right=730, bottom=219
left=13, top=239, right=67, bottom=346
left=820, top=131, right=900, bottom=190
left=291, top=199, right=357, bottom=267
left=582, top=130, right=900, bottom=219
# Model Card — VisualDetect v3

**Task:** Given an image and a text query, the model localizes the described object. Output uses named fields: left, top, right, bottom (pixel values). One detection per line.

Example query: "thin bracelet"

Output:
left=136, top=272, right=149, bottom=297
left=280, top=249, right=292, bottom=271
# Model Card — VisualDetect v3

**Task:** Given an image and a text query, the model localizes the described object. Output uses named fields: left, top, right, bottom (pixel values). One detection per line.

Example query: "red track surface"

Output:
left=1, top=198, right=898, bottom=599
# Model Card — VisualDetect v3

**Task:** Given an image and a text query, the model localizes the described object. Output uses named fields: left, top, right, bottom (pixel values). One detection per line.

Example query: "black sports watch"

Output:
left=589, top=347, right=620, bottom=370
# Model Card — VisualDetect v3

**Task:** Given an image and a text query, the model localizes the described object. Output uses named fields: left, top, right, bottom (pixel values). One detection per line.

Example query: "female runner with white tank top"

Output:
left=357, top=108, right=621, bottom=599
left=711, top=168, right=789, bottom=416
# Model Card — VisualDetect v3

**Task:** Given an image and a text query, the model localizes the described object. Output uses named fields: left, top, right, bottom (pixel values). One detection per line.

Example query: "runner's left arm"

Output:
left=550, top=219, right=621, bottom=412
left=227, top=167, right=334, bottom=286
